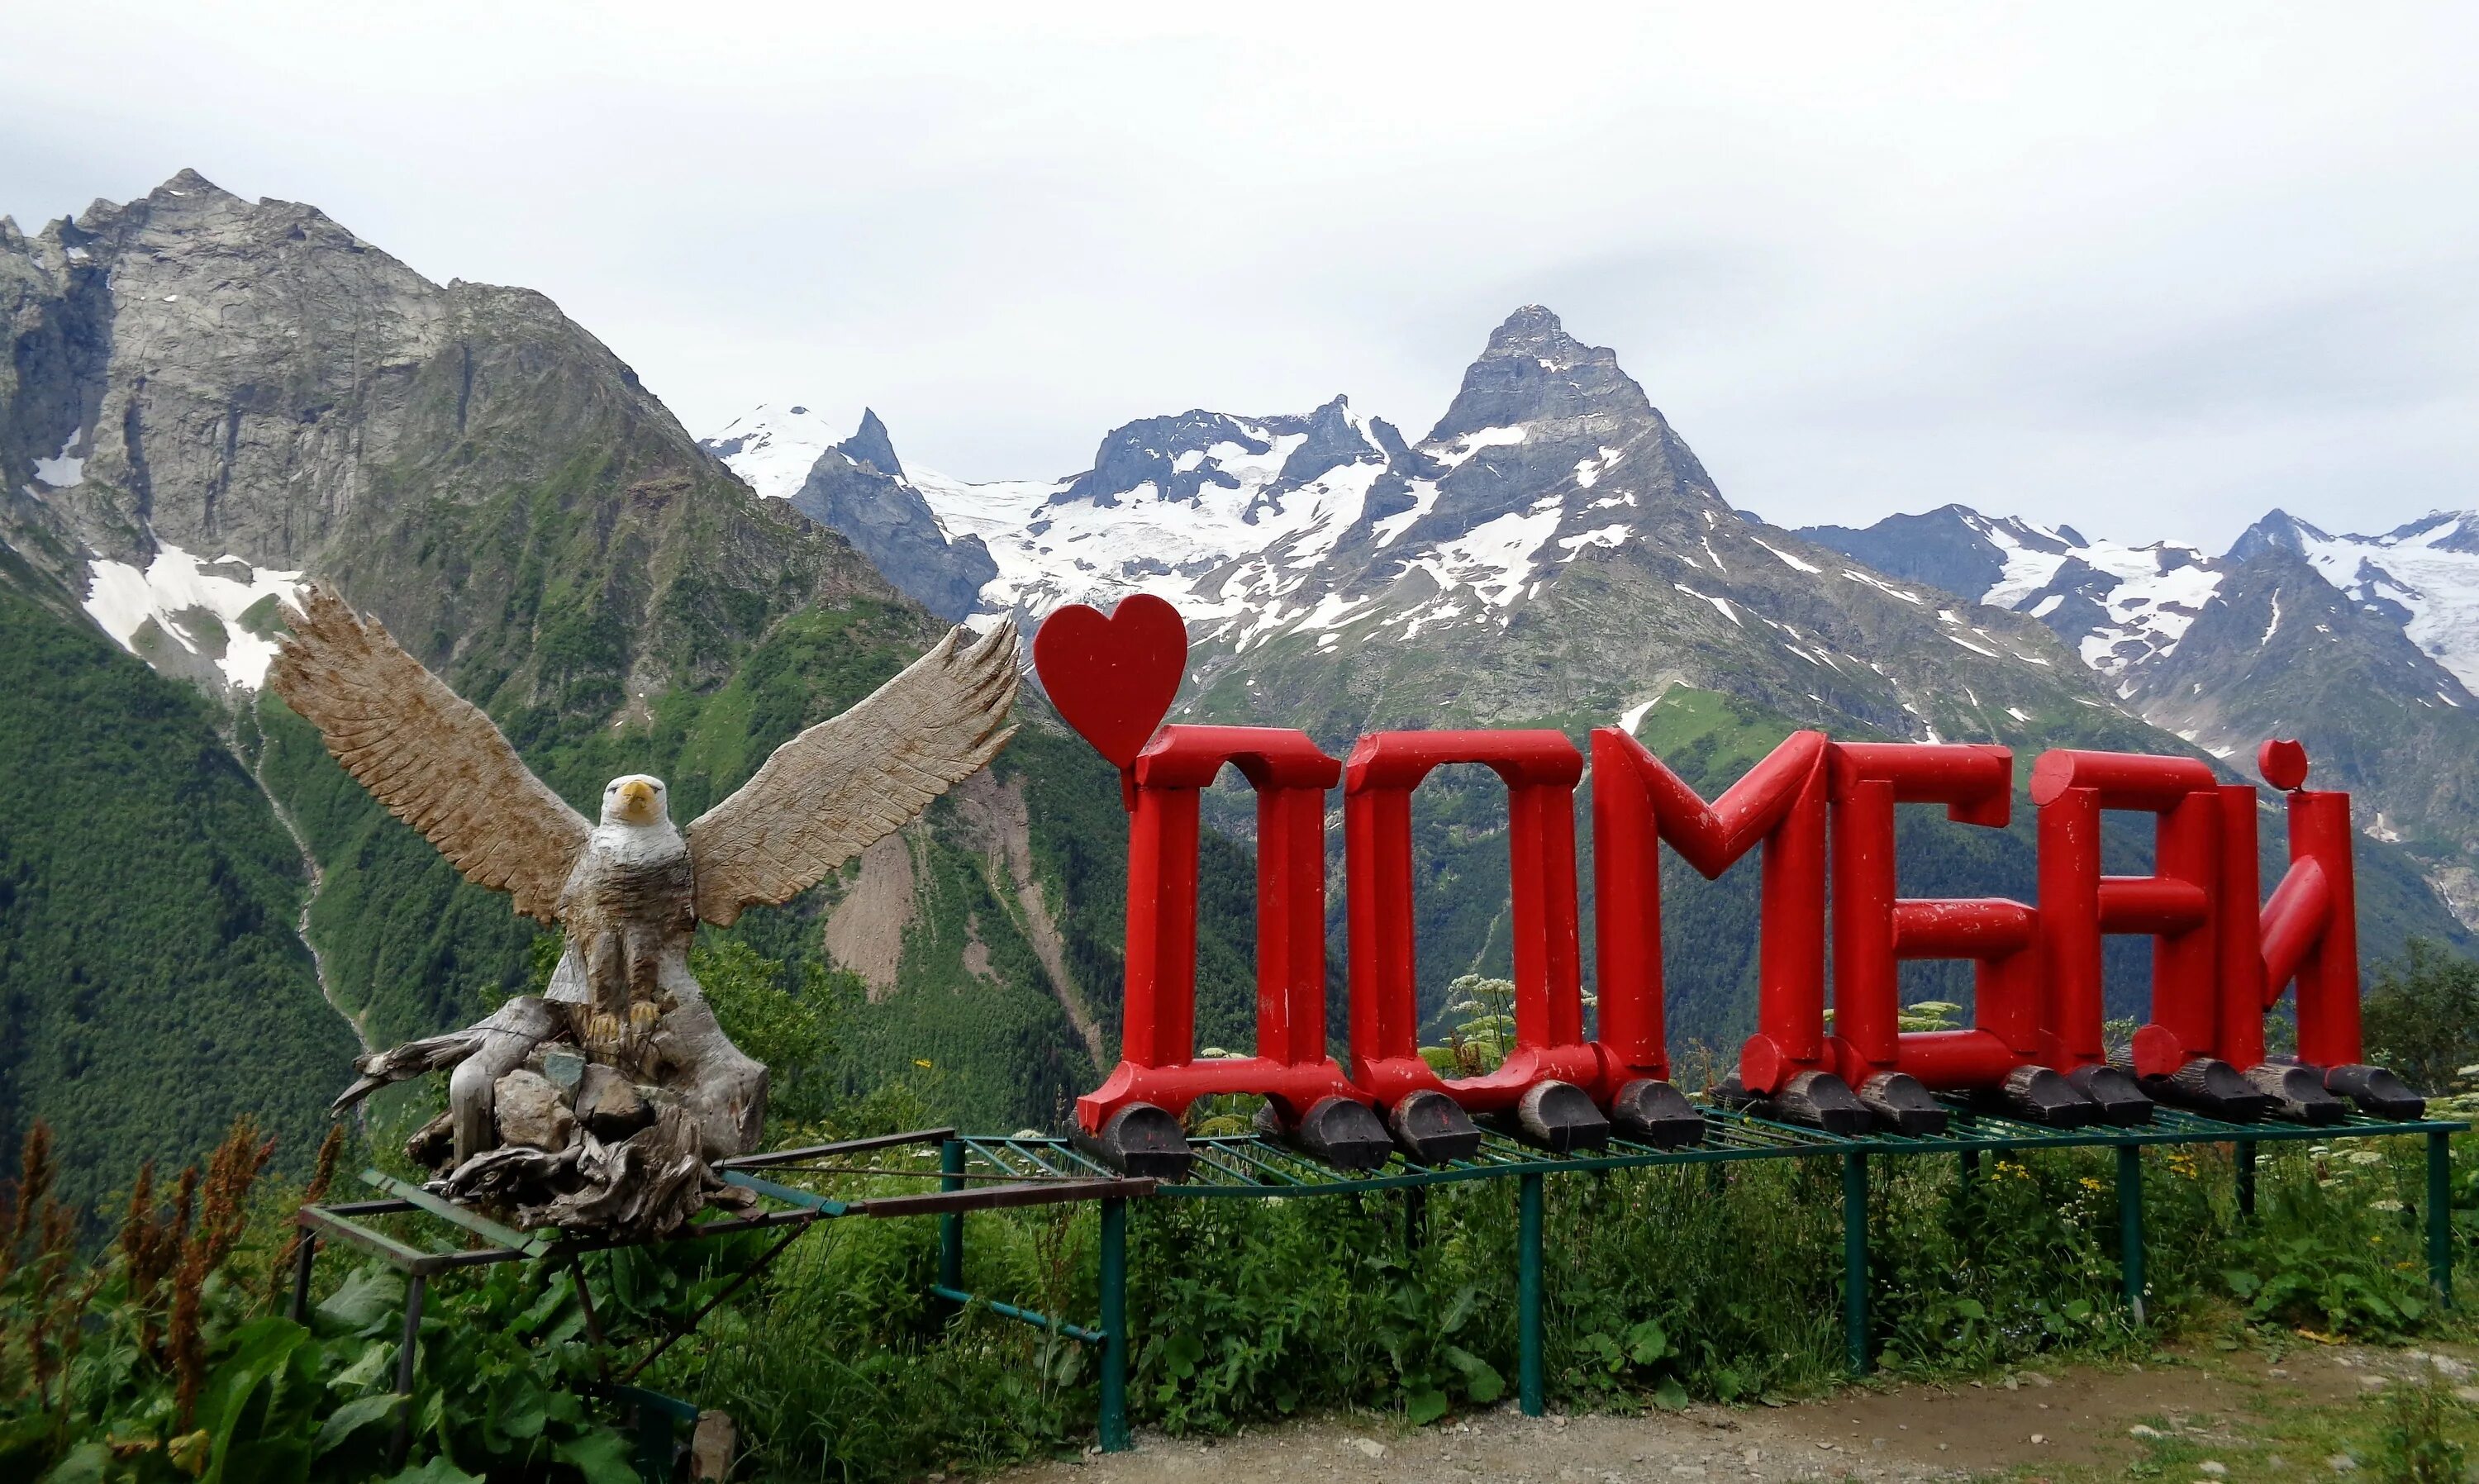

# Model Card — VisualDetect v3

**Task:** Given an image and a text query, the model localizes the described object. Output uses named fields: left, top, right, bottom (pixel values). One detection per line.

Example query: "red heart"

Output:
left=1033, top=595, right=1189, bottom=768
left=2258, top=738, right=2310, bottom=792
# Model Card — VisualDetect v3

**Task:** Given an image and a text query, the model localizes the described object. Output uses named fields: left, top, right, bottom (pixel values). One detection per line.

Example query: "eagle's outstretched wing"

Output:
left=268, top=583, right=591, bottom=925
left=688, top=620, right=1018, bottom=926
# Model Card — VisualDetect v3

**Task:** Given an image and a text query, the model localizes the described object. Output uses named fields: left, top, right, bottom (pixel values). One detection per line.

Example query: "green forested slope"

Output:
left=0, top=569, right=356, bottom=1207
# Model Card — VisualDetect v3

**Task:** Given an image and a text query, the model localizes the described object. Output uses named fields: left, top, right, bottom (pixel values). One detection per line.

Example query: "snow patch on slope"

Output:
left=2287, top=513, right=2479, bottom=691
left=1945, top=509, right=2226, bottom=678
left=702, top=402, right=846, bottom=501
left=83, top=540, right=304, bottom=688
left=33, top=435, right=86, bottom=489
left=913, top=421, right=1375, bottom=626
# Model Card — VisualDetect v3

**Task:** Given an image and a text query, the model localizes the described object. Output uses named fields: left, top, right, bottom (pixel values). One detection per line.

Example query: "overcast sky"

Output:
left=7, top=2, right=2475, bottom=548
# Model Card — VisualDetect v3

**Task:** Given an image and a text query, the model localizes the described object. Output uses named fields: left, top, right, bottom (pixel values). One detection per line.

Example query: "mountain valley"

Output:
left=2, top=170, right=2469, bottom=1200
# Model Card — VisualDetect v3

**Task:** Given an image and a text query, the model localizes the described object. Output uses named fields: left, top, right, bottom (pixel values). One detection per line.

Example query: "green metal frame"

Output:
left=935, top=1103, right=2464, bottom=1449
left=293, top=1132, right=1140, bottom=1482
left=602, top=1383, right=699, bottom=1482
left=297, top=1107, right=2466, bottom=1470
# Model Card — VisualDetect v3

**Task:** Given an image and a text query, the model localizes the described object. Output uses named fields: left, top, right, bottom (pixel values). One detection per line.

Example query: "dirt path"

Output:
left=996, top=1343, right=2440, bottom=1484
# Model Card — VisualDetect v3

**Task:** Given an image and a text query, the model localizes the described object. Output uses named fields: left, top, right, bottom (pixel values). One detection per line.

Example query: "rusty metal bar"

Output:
left=716, top=1128, right=957, bottom=1170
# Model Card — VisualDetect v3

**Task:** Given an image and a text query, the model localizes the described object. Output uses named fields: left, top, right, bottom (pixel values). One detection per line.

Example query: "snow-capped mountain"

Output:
left=708, top=311, right=1695, bottom=650
left=711, top=307, right=2153, bottom=757
left=1801, top=506, right=2227, bottom=680
left=1804, top=502, right=2479, bottom=924
left=700, top=402, right=849, bottom=502
left=2234, top=509, right=2479, bottom=692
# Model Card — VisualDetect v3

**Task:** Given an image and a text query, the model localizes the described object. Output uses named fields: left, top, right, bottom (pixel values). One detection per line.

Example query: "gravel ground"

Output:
left=991, top=1343, right=2424, bottom=1484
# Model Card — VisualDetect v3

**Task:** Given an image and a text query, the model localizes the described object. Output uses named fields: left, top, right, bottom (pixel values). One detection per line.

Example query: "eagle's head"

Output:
left=601, top=774, right=671, bottom=828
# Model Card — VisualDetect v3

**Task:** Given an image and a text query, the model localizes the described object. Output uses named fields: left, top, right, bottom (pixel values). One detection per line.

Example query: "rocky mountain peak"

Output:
left=157, top=167, right=231, bottom=199
left=698, top=403, right=848, bottom=501
left=2, top=172, right=875, bottom=704
left=837, top=408, right=904, bottom=478
left=1273, top=394, right=1386, bottom=488
left=2225, top=508, right=2331, bottom=564
left=1425, top=304, right=1656, bottom=445
left=2384, top=511, right=2479, bottom=556
left=1054, top=409, right=1276, bottom=510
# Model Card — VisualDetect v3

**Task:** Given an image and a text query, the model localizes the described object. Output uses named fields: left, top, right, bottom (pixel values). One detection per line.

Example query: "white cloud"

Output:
left=4, top=2, right=2474, bottom=548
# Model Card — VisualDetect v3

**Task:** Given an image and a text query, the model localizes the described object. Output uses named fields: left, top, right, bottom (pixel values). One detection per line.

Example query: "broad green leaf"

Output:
left=1625, top=1319, right=1672, bottom=1365
left=318, top=1266, right=404, bottom=1334
left=1406, top=1387, right=1450, bottom=1425
left=315, top=1393, right=402, bottom=1457
left=554, top=1427, right=641, bottom=1484
left=333, top=1340, right=392, bottom=1392
left=40, top=1443, right=111, bottom=1484
left=386, top=1458, right=482, bottom=1484
left=499, top=1390, right=550, bottom=1442
left=1443, top=1345, right=1505, bottom=1403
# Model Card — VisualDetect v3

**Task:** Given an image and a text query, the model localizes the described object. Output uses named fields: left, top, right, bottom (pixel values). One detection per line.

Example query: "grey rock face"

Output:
left=837, top=407, right=903, bottom=478
left=1805, top=495, right=2479, bottom=923
left=1, top=169, right=902, bottom=710
left=787, top=412, right=997, bottom=621
left=1803, top=505, right=2020, bottom=605
left=1057, top=410, right=1277, bottom=509
left=2129, top=549, right=2479, bottom=906
left=1425, top=303, right=1656, bottom=443
left=2225, top=508, right=2330, bottom=564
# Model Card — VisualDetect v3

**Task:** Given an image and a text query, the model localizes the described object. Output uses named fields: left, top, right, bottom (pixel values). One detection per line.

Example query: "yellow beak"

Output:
left=619, top=780, right=655, bottom=818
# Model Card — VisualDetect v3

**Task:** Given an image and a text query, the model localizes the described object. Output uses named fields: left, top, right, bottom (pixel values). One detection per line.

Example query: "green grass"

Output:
left=11, top=985, right=2479, bottom=1484
left=647, top=1125, right=2479, bottom=1481
left=2038, top=1352, right=2479, bottom=1484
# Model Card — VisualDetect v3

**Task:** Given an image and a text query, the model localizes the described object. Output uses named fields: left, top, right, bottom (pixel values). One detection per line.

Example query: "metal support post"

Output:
left=2236, top=1140, right=2256, bottom=1220
left=1099, top=1196, right=1129, bottom=1453
left=609, top=1386, right=698, bottom=1484
left=1519, top=1172, right=1545, bottom=1416
left=2429, top=1130, right=2454, bottom=1309
left=1405, top=1185, right=1427, bottom=1255
left=571, top=1257, right=608, bottom=1356
left=940, top=1139, right=966, bottom=1318
left=1843, top=1152, right=1868, bottom=1376
left=388, top=1272, right=426, bottom=1468
left=1959, top=1149, right=1978, bottom=1183
left=2117, top=1143, right=2145, bottom=1325
left=288, top=1232, right=316, bottom=1323
left=633, top=1401, right=678, bottom=1484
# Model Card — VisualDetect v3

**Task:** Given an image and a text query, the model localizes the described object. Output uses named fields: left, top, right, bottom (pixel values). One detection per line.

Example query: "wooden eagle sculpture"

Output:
left=269, top=583, right=1017, bottom=1233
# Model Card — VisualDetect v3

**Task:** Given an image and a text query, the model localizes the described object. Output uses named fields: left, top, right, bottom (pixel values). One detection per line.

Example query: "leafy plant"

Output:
left=0, top=1117, right=650, bottom=1483
left=2364, top=939, right=2479, bottom=1097
left=2373, top=1375, right=2467, bottom=1484
left=2219, top=1143, right=2435, bottom=1339
left=1425, top=975, right=1518, bottom=1078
